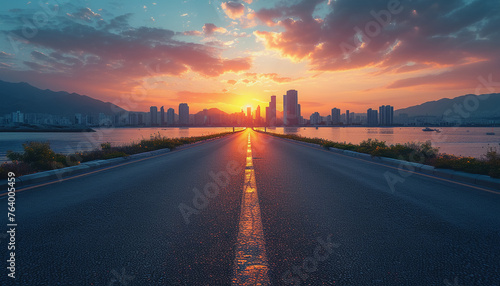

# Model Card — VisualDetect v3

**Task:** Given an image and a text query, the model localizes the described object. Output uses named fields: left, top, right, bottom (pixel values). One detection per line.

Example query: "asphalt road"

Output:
left=1, top=129, right=499, bottom=285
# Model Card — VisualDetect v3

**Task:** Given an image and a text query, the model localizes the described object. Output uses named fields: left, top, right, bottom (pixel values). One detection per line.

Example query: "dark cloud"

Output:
left=0, top=8, right=252, bottom=98
left=202, top=23, right=227, bottom=36
left=253, top=0, right=500, bottom=88
left=221, top=1, right=246, bottom=19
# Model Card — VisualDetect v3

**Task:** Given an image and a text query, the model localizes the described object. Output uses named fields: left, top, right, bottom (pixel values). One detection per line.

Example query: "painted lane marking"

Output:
left=232, top=133, right=270, bottom=285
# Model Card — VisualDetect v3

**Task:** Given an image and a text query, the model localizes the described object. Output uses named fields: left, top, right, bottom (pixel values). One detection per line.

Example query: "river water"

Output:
left=0, top=127, right=237, bottom=163
left=260, top=127, right=500, bottom=158
left=0, top=127, right=499, bottom=163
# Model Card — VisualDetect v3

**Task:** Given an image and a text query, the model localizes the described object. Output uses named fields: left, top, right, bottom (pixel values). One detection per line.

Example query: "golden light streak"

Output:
left=232, top=132, right=270, bottom=285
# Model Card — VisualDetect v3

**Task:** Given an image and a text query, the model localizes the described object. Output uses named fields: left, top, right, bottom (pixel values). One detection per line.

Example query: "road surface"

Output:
left=1, top=129, right=499, bottom=285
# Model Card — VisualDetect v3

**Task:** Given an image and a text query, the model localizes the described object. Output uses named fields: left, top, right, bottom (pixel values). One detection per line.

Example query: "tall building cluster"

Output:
left=2, top=89, right=399, bottom=128
left=309, top=105, right=394, bottom=126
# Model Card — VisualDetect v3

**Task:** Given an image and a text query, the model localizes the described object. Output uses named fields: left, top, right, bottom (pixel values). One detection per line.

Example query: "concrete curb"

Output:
left=326, top=145, right=500, bottom=189
left=0, top=131, right=242, bottom=191
left=0, top=148, right=171, bottom=190
left=261, top=133, right=500, bottom=190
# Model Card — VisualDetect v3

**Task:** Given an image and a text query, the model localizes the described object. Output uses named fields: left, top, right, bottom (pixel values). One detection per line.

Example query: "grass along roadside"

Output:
left=0, top=131, right=239, bottom=178
left=260, top=131, right=500, bottom=179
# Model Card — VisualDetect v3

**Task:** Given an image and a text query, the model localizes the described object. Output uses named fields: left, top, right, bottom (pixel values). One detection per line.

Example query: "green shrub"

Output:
left=7, top=142, right=57, bottom=170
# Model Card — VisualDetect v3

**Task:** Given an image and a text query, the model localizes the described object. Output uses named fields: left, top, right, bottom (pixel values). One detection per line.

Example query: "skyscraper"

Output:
left=160, top=106, right=165, bottom=126
left=256, top=105, right=261, bottom=125
left=179, top=103, right=189, bottom=125
left=150, top=106, right=158, bottom=126
left=331, top=108, right=341, bottom=125
left=265, top=106, right=270, bottom=125
left=367, top=108, right=379, bottom=126
left=346, top=110, right=350, bottom=125
left=379, top=105, right=394, bottom=126
left=298, top=104, right=302, bottom=125
left=267, top=95, right=277, bottom=126
left=167, top=108, right=175, bottom=125
left=283, top=90, right=298, bottom=126
left=247, top=106, right=252, bottom=125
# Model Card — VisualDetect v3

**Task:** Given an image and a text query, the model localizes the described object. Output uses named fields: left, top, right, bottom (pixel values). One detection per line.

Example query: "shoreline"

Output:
left=0, top=128, right=96, bottom=133
left=258, top=130, right=500, bottom=180
left=0, top=130, right=242, bottom=177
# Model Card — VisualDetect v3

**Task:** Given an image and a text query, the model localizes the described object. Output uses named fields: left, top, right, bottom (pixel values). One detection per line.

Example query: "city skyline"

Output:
left=1, top=1, right=499, bottom=116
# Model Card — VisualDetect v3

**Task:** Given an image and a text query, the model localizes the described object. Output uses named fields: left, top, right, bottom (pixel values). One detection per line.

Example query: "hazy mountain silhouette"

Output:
left=0, top=80, right=127, bottom=116
left=195, top=108, right=228, bottom=116
left=396, top=93, right=500, bottom=118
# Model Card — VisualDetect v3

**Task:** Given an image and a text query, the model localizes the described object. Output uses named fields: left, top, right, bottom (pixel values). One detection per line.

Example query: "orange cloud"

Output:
left=244, top=72, right=296, bottom=84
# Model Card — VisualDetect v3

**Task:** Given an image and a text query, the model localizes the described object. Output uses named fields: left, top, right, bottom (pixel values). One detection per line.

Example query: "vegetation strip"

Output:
left=1, top=131, right=240, bottom=177
left=259, top=131, right=500, bottom=179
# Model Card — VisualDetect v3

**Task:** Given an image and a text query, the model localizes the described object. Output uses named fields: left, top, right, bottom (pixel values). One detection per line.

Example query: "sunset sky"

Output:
left=0, top=0, right=499, bottom=115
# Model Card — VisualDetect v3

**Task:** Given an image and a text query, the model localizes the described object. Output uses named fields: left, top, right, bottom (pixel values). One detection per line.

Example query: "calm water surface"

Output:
left=1, top=127, right=499, bottom=163
left=0, top=127, right=238, bottom=163
left=262, top=127, right=500, bottom=158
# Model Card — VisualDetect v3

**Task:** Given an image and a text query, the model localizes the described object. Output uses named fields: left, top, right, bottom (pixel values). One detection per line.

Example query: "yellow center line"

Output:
left=232, top=132, right=270, bottom=286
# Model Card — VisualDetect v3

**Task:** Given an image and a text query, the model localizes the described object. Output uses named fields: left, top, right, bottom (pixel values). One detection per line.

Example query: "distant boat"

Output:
left=486, top=132, right=495, bottom=135
left=422, top=127, right=441, bottom=132
left=315, top=126, right=319, bottom=130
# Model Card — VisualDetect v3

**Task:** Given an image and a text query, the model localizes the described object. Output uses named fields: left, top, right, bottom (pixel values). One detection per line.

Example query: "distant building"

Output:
left=379, top=105, right=394, bottom=126
left=345, top=110, right=350, bottom=125
left=265, top=107, right=270, bottom=125
left=367, top=108, right=378, bottom=126
left=74, top=113, right=82, bottom=125
left=283, top=90, right=299, bottom=126
left=167, top=108, right=175, bottom=125
left=256, top=105, right=261, bottom=125
left=331, top=108, right=341, bottom=125
left=150, top=106, right=158, bottom=126
left=160, top=106, right=165, bottom=126
left=267, top=95, right=277, bottom=126
left=129, top=113, right=138, bottom=126
left=12, top=111, right=24, bottom=123
left=246, top=107, right=252, bottom=125
left=310, top=112, right=321, bottom=125
left=179, top=103, right=189, bottom=125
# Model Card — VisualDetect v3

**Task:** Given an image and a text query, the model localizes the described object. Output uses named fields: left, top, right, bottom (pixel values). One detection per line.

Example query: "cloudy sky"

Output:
left=0, top=0, right=499, bottom=115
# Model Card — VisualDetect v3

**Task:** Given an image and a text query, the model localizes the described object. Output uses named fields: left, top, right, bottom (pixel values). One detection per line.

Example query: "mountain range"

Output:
left=1, top=79, right=500, bottom=118
left=395, top=93, right=500, bottom=118
left=0, top=80, right=126, bottom=116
